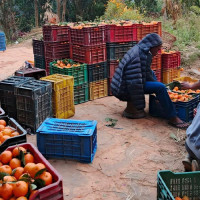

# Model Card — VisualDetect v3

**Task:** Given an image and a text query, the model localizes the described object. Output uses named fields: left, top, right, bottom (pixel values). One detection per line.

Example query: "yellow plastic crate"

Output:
left=173, top=76, right=198, bottom=83
left=89, top=79, right=108, bottom=100
left=162, top=68, right=180, bottom=84
left=41, top=74, right=75, bottom=118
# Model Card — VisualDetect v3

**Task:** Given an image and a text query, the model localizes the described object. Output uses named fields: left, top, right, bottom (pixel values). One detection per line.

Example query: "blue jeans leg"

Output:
left=144, top=81, right=177, bottom=119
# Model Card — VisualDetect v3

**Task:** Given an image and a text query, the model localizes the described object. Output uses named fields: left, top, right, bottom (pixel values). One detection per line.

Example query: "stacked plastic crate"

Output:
left=0, top=31, right=6, bottom=51
left=161, top=51, right=181, bottom=84
left=49, top=59, right=89, bottom=104
left=40, top=74, right=75, bottom=118
left=43, top=25, right=70, bottom=75
left=14, top=80, right=52, bottom=134
left=70, top=25, right=107, bottom=101
left=0, top=76, right=33, bottom=119
left=33, top=39, right=46, bottom=70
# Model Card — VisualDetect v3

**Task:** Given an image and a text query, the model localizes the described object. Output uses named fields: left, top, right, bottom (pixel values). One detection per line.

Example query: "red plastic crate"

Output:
left=44, top=41, right=70, bottom=60
left=71, top=44, right=106, bottom=64
left=70, top=26, right=106, bottom=45
left=151, top=53, right=161, bottom=71
left=45, top=58, right=55, bottom=75
left=162, top=51, right=181, bottom=69
left=106, top=24, right=139, bottom=42
left=43, top=25, right=70, bottom=42
left=108, top=60, right=119, bottom=78
left=6, top=143, right=63, bottom=200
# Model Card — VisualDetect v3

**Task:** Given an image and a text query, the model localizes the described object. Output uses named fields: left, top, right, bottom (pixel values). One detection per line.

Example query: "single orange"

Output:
left=0, top=150, right=13, bottom=164
left=1, top=135, right=11, bottom=143
left=31, top=163, right=46, bottom=178
left=0, top=124, right=5, bottom=131
left=0, top=119, right=6, bottom=126
left=24, top=163, right=36, bottom=178
left=3, top=175, right=17, bottom=182
left=24, top=153, right=34, bottom=164
left=12, top=147, right=27, bottom=158
left=2, top=128, right=13, bottom=136
left=18, top=173, right=31, bottom=180
left=29, top=190, right=38, bottom=199
left=1, top=182, right=13, bottom=200
left=13, top=167, right=24, bottom=180
left=9, top=197, right=17, bottom=200
left=13, top=181, right=28, bottom=197
left=10, top=158, right=21, bottom=169
left=11, top=131, right=20, bottom=137
left=38, top=171, right=52, bottom=186
left=0, top=161, right=3, bottom=166
left=0, top=165, right=12, bottom=174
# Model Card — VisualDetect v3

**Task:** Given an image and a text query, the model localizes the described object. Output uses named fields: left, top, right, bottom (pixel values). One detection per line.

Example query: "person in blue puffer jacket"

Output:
left=111, top=33, right=189, bottom=129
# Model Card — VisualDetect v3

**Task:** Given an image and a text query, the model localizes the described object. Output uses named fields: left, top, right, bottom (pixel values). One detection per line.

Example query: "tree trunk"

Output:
left=57, top=0, right=61, bottom=22
left=34, top=0, right=39, bottom=27
left=62, top=0, right=67, bottom=22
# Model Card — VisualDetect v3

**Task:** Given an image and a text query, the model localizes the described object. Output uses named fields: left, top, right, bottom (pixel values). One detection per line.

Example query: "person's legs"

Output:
left=144, top=81, right=189, bottom=128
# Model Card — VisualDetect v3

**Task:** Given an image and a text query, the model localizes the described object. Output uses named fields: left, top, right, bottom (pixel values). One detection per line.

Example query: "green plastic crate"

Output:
left=74, top=83, right=89, bottom=105
left=157, top=170, right=200, bottom=200
left=50, top=59, right=88, bottom=86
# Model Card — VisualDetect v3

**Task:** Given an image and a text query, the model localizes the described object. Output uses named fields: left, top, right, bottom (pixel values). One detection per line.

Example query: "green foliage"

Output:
left=103, top=0, right=143, bottom=21
left=190, top=5, right=200, bottom=15
left=134, top=0, right=159, bottom=14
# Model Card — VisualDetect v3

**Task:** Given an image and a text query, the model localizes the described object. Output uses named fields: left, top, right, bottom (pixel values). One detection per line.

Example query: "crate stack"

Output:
left=33, top=39, right=46, bottom=70
left=49, top=59, right=89, bottom=105
left=70, top=25, right=108, bottom=101
left=0, top=76, right=33, bottom=119
left=0, top=31, right=6, bottom=51
left=43, top=25, right=70, bottom=75
left=40, top=74, right=75, bottom=118
left=14, top=80, right=52, bottom=134
left=161, top=51, right=181, bottom=84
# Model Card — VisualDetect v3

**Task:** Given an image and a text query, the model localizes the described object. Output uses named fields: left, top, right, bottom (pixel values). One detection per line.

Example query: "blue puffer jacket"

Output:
left=111, top=33, right=162, bottom=109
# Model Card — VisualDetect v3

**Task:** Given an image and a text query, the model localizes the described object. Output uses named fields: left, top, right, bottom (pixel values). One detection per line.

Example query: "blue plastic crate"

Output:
left=36, top=118, right=97, bottom=163
left=149, top=94, right=200, bottom=122
left=0, top=32, right=6, bottom=51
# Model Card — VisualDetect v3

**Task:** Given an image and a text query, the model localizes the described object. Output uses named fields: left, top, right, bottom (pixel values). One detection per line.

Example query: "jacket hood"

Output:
left=137, top=33, right=162, bottom=53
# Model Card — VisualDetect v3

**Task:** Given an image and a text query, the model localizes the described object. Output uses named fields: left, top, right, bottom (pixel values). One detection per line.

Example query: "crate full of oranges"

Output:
left=0, top=143, right=63, bottom=200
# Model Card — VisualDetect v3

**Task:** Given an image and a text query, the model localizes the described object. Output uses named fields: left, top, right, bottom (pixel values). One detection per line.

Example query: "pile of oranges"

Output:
left=0, top=120, right=20, bottom=145
left=173, top=86, right=200, bottom=94
left=0, top=146, right=53, bottom=200
left=53, top=59, right=80, bottom=69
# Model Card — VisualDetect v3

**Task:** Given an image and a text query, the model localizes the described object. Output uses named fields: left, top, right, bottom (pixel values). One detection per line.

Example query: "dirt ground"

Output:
left=0, top=40, right=195, bottom=200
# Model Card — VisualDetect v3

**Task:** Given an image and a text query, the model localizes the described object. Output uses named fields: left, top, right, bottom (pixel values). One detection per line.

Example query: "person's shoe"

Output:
left=182, top=157, right=192, bottom=171
left=191, top=160, right=200, bottom=171
left=122, top=110, right=146, bottom=119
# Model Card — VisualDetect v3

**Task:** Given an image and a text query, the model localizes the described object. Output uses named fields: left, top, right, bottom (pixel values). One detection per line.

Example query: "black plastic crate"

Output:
left=107, top=41, right=137, bottom=60
left=0, top=76, right=33, bottom=119
left=0, top=107, right=5, bottom=116
left=0, top=116, right=27, bottom=153
left=88, top=62, right=107, bottom=83
left=32, top=39, right=44, bottom=56
left=34, top=55, right=46, bottom=69
left=74, top=83, right=89, bottom=105
left=14, top=80, right=52, bottom=134
left=15, top=67, right=46, bottom=80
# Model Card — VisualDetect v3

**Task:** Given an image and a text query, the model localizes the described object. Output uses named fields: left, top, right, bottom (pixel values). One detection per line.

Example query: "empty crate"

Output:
left=37, top=118, right=97, bottom=163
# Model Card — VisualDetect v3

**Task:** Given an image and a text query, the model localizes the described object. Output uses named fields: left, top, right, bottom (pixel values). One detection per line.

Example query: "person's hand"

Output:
left=180, top=82, right=192, bottom=89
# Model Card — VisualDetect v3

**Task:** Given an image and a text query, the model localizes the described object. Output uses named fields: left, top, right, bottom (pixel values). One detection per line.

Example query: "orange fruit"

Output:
left=13, top=181, right=28, bottom=197
left=0, top=165, right=12, bottom=174
left=11, top=132, right=20, bottom=137
left=1, top=183, right=13, bottom=199
left=24, top=153, right=34, bottom=164
left=2, top=128, right=13, bottom=136
left=24, top=163, right=36, bottom=177
left=0, top=124, right=5, bottom=131
left=37, top=171, right=52, bottom=186
left=10, top=197, right=17, bottom=200
left=0, top=150, right=12, bottom=164
left=0, top=161, right=3, bottom=167
left=31, top=163, right=46, bottom=178
left=3, top=175, right=17, bottom=182
left=0, top=198, right=4, bottom=200
left=1, top=135, right=11, bottom=143
left=13, top=167, right=24, bottom=180
left=10, top=158, right=21, bottom=169
left=29, top=190, right=38, bottom=199
left=18, top=173, right=30, bottom=180
left=0, top=119, right=6, bottom=126
left=12, top=147, right=27, bottom=158
left=16, top=197, right=28, bottom=200
left=175, top=197, right=182, bottom=200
